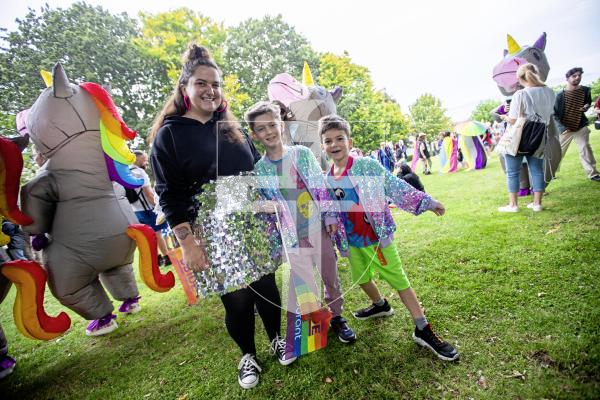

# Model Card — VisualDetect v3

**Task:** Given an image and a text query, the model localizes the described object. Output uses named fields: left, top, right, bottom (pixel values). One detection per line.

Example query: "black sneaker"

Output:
left=591, top=175, right=600, bottom=182
left=353, top=300, right=394, bottom=320
left=237, top=354, right=261, bottom=389
left=412, top=324, right=459, bottom=361
left=269, top=335, right=297, bottom=366
left=330, top=316, right=357, bottom=344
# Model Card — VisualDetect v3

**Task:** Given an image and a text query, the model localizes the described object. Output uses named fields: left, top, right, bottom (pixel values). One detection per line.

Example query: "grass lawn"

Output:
left=1, top=131, right=599, bottom=399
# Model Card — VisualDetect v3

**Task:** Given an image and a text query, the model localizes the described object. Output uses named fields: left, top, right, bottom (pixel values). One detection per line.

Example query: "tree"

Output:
left=470, top=99, right=502, bottom=123
left=409, top=94, right=452, bottom=139
left=317, top=52, right=409, bottom=151
left=590, top=78, right=600, bottom=101
left=136, top=8, right=226, bottom=92
left=223, top=15, right=320, bottom=104
left=0, top=2, right=168, bottom=139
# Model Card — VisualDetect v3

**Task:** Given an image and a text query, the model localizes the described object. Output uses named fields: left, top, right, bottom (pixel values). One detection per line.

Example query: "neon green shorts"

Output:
left=348, top=243, right=411, bottom=291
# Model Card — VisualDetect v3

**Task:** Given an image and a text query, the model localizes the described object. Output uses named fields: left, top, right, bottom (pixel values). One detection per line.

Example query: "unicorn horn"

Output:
left=52, top=62, right=74, bottom=98
left=507, top=34, right=521, bottom=55
left=40, top=70, right=53, bottom=88
left=302, top=61, right=314, bottom=86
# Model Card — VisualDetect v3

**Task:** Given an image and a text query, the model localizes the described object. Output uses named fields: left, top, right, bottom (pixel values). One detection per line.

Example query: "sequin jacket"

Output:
left=328, top=156, right=435, bottom=256
left=254, top=145, right=345, bottom=251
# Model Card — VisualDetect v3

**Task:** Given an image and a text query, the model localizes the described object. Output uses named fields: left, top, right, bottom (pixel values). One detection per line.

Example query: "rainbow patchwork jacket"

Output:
left=326, top=156, right=435, bottom=255
left=254, top=145, right=344, bottom=251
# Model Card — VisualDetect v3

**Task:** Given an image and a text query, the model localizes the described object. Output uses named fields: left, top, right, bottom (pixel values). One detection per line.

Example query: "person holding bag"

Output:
left=497, top=63, right=555, bottom=212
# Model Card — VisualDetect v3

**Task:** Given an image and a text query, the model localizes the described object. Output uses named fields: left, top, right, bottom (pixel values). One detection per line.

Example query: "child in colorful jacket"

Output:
left=320, top=114, right=459, bottom=362
left=246, top=102, right=356, bottom=346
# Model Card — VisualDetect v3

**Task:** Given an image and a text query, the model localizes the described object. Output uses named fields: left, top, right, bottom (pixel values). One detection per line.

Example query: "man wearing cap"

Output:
left=554, top=67, right=600, bottom=182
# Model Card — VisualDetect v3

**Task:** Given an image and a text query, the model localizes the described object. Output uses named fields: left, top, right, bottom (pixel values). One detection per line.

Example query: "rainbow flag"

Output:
left=285, top=273, right=332, bottom=356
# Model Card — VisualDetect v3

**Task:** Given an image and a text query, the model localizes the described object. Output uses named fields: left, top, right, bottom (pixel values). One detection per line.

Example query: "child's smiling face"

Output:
left=321, top=128, right=352, bottom=164
left=251, top=112, right=284, bottom=150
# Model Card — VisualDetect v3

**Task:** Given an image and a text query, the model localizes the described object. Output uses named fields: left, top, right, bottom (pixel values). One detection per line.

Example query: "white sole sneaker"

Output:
left=352, top=308, right=395, bottom=320
left=497, top=205, right=519, bottom=213
left=278, top=355, right=297, bottom=366
left=86, top=320, right=118, bottom=337
left=412, top=333, right=460, bottom=362
left=238, top=375, right=259, bottom=389
left=121, top=303, right=141, bottom=315
left=526, top=203, right=542, bottom=212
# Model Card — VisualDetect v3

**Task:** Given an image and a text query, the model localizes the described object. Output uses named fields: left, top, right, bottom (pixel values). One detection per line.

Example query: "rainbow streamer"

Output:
left=439, top=137, right=458, bottom=173
left=458, top=135, right=487, bottom=170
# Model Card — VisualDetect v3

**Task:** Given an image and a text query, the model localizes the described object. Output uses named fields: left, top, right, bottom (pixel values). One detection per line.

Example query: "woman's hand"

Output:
left=182, top=240, right=209, bottom=272
left=173, top=222, right=209, bottom=272
left=430, top=201, right=446, bottom=216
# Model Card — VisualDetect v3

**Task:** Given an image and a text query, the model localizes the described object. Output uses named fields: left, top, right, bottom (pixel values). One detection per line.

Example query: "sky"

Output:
left=1, top=0, right=599, bottom=122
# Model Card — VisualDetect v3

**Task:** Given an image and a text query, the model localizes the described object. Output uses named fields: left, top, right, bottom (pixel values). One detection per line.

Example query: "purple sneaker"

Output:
left=86, top=314, right=118, bottom=336
left=518, top=188, right=531, bottom=197
left=0, top=355, right=16, bottom=379
left=118, top=296, right=141, bottom=315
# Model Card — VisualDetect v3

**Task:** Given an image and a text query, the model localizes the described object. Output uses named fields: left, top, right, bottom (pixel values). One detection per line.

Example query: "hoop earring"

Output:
left=216, top=100, right=228, bottom=113
left=183, top=95, right=191, bottom=111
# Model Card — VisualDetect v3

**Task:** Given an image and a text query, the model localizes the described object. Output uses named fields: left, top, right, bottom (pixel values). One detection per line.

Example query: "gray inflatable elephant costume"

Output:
left=20, top=64, right=144, bottom=333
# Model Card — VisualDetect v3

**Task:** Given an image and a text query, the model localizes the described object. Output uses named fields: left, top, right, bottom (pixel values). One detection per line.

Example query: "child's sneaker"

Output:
left=237, top=353, right=261, bottom=389
left=118, top=296, right=141, bottom=314
left=353, top=299, right=394, bottom=320
left=0, top=355, right=16, bottom=379
left=330, top=316, right=357, bottom=343
left=412, top=324, right=459, bottom=361
left=269, top=335, right=297, bottom=366
left=85, top=314, right=118, bottom=336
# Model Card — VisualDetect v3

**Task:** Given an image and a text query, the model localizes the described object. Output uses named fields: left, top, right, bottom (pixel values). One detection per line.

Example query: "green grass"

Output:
left=2, top=131, right=599, bottom=399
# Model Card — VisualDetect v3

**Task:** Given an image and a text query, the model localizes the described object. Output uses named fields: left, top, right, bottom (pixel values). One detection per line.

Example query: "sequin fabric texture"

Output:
left=327, top=156, right=436, bottom=255
left=254, top=145, right=346, bottom=252
left=191, top=173, right=281, bottom=297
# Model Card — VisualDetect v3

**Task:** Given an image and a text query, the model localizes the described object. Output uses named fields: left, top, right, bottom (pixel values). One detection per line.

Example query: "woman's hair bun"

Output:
left=183, top=44, right=212, bottom=63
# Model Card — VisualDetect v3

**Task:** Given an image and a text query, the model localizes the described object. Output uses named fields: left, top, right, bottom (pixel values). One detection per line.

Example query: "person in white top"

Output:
left=130, top=151, right=171, bottom=266
left=498, top=63, right=556, bottom=213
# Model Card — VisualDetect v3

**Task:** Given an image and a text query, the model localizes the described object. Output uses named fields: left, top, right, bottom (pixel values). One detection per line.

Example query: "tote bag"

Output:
left=495, top=95, right=526, bottom=156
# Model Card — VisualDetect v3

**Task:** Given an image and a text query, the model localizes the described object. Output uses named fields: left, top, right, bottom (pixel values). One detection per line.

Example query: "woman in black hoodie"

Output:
left=149, top=44, right=293, bottom=389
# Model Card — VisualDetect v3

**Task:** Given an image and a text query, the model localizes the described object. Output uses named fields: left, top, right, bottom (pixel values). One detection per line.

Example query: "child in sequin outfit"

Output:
left=320, top=115, right=459, bottom=362
left=246, top=102, right=357, bottom=346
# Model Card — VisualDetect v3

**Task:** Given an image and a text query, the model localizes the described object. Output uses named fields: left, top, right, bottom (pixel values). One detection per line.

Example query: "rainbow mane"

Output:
left=79, top=82, right=143, bottom=189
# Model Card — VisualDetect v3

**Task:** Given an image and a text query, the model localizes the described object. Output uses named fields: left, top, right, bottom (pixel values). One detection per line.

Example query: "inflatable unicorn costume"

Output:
left=11, top=63, right=174, bottom=338
left=492, top=32, right=562, bottom=192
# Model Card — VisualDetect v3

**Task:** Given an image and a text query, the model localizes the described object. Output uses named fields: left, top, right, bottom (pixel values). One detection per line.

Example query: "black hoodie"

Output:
left=151, top=116, right=259, bottom=228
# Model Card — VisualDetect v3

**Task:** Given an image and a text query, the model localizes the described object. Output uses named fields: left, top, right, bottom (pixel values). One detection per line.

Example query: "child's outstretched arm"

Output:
left=376, top=160, right=441, bottom=215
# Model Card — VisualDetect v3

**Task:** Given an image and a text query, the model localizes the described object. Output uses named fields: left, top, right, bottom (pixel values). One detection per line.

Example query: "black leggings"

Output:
left=220, top=273, right=281, bottom=355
